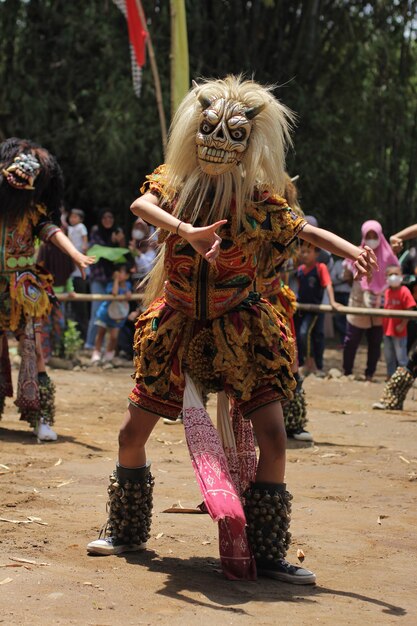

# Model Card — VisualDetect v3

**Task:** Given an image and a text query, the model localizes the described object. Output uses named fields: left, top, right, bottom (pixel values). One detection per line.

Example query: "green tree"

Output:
left=1, top=0, right=417, bottom=242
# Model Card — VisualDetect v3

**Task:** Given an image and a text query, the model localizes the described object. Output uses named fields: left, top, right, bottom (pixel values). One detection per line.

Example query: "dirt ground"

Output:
left=1, top=344, right=416, bottom=626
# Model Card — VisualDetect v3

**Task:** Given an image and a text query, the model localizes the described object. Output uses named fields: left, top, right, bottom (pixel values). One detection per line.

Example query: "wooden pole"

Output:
left=58, top=293, right=143, bottom=302
left=56, top=294, right=417, bottom=318
left=296, top=302, right=417, bottom=319
left=135, top=0, right=167, bottom=155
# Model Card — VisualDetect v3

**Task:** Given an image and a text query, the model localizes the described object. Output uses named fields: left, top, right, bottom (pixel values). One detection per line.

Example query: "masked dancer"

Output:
left=87, top=77, right=376, bottom=584
left=0, top=138, right=94, bottom=440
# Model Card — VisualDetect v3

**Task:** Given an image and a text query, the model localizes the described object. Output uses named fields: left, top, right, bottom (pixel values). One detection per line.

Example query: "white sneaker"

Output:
left=87, top=537, right=147, bottom=555
left=292, top=429, right=314, bottom=442
left=34, top=422, right=58, bottom=441
left=163, top=417, right=183, bottom=425
left=372, top=401, right=386, bottom=410
left=91, top=350, right=101, bottom=364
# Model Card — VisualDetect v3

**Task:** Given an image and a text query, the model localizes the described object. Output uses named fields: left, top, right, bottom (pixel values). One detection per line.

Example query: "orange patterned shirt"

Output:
left=141, top=166, right=306, bottom=320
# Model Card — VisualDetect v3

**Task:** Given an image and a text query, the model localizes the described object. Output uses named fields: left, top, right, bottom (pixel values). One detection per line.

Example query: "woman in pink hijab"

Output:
left=342, top=220, right=399, bottom=380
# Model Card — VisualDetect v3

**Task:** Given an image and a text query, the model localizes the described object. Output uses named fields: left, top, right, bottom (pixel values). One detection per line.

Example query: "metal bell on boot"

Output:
left=373, top=367, right=414, bottom=410
left=243, top=482, right=316, bottom=585
left=87, top=463, right=154, bottom=556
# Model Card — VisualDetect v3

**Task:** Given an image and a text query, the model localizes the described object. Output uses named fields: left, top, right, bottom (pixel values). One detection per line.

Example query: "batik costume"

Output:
left=88, top=76, right=316, bottom=585
left=0, top=138, right=63, bottom=434
left=129, top=167, right=303, bottom=418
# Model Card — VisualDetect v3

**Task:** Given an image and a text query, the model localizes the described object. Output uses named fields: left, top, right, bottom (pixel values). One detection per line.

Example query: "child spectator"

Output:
left=85, top=209, right=126, bottom=349
left=37, top=241, right=75, bottom=361
left=129, top=217, right=157, bottom=282
left=294, top=242, right=339, bottom=376
left=383, top=265, right=416, bottom=377
left=91, top=265, right=132, bottom=364
left=330, top=257, right=352, bottom=346
left=68, top=208, right=89, bottom=339
left=68, top=208, right=88, bottom=253
left=113, top=218, right=158, bottom=361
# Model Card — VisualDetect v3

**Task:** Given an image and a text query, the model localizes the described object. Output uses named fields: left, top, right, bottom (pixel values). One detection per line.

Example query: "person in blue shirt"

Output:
left=91, top=264, right=132, bottom=364
left=295, top=242, right=340, bottom=376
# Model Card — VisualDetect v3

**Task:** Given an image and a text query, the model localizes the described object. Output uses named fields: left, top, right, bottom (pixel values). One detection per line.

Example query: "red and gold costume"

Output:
left=88, top=77, right=316, bottom=586
left=0, top=138, right=63, bottom=429
left=256, top=247, right=297, bottom=333
left=0, top=204, right=59, bottom=333
left=129, top=166, right=306, bottom=419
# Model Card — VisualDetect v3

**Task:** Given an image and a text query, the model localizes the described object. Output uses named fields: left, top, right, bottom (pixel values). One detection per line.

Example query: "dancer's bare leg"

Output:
left=250, top=401, right=286, bottom=483
left=118, top=403, right=160, bottom=467
left=247, top=400, right=316, bottom=583
left=87, top=403, right=160, bottom=555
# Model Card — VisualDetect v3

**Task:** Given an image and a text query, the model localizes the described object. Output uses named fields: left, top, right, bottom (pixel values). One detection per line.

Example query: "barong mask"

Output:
left=0, top=137, right=63, bottom=223
left=196, top=94, right=264, bottom=176
left=2, top=153, right=41, bottom=190
left=144, top=75, right=294, bottom=304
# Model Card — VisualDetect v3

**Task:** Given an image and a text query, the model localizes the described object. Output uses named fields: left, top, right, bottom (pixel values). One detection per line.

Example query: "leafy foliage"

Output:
left=63, top=318, right=83, bottom=360
left=1, top=0, right=417, bottom=241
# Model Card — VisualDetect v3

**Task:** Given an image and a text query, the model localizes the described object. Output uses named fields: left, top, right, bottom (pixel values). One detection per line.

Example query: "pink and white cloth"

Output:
left=182, top=375, right=256, bottom=580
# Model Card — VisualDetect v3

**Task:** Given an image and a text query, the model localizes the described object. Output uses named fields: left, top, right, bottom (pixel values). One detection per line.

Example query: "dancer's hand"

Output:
left=180, top=220, right=227, bottom=263
left=390, top=235, right=403, bottom=253
left=353, top=245, right=378, bottom=280
left=73, top=252, right=96, bottom=279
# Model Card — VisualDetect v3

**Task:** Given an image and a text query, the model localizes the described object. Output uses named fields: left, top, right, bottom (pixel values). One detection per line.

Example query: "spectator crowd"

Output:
left=37, top=205, right=417, bottom=380
left=36, top=207, right=157, bottom=365
left=289, top=217, right=417, bottom=381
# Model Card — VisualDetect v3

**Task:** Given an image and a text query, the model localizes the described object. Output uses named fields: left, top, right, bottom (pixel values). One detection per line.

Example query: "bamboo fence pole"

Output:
left=56, top=294, right=417, bottom=318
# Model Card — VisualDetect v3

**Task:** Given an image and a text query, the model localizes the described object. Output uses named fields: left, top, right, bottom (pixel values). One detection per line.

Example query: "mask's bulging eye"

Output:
left=200, top=121, right=213, bottom=134
left=195, top=97, right=253, bottom=175
left=231, top=128, right=246, bottom=141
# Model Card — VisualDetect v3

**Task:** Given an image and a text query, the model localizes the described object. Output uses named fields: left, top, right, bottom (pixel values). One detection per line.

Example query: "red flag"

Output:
left=126, top=0, right=147, bottom=68
left=113, top=0, right=147, bottom=97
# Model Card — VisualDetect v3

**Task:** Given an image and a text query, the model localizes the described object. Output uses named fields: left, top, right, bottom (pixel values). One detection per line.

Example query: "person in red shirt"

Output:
left=382, top=265, right=416, bottom=377
left=295, top=242, right=339, bottom=376
left=374, top=225, right=417, bottom=410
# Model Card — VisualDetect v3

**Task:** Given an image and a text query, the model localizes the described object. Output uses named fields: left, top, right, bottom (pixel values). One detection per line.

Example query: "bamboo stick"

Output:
left=57, top=293, right=143, bottom=302
left=296, top=303, right=417, bottom=319
left=56, top=294, right=417, bottom=318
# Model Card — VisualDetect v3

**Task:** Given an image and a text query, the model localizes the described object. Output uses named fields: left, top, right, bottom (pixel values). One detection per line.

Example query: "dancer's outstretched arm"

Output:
left=389, top=224, right=417, bottom=253
left=131, top=192, right=227, bottom=263
left=50, top=230, right=95, bottom=279
left=300, top=224, right=378, bottom=279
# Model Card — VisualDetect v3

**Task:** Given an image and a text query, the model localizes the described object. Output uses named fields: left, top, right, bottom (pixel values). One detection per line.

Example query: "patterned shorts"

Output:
left=128, top=382, right=284, bottom=420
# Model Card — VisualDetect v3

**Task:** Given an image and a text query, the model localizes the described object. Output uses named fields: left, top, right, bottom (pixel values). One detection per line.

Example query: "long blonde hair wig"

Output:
left=164, top=74, right=294, bottom=225
left=144, top=75, right=295, bottom=304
